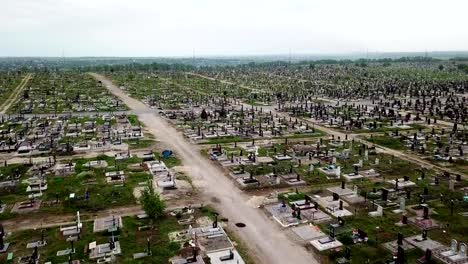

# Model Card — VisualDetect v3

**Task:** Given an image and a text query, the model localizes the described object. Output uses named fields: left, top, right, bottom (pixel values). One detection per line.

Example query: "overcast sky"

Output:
left=1, top=0, right=467, bottom=57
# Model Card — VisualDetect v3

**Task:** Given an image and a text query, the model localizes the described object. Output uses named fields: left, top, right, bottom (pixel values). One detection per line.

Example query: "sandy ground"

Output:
left=90, top=73, right=318, bottom=264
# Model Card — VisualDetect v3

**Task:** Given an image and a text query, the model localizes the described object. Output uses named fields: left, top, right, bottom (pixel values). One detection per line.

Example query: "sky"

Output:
left=1, top=0, right=467, bottom=57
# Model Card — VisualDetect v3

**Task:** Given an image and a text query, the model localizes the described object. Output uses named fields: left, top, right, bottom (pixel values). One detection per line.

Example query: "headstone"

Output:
left=459, top=243, right=467, bottom=257
left=424, top=249, right=432, bottom=262
left=396, top=246, right=405, bottom=264
left=402, top=215, right=408, bottom=225
left=397, top=233, right=403, bottom=246
left=423, top=206, right=429, bottom=219
left=381, top=189, right=388, bottom=201
left=450, top=239, right=458, bottom=253
left=333, top=192, right=339, bottom=201
left=449, top=178, right=454, bottom=191
left=399, top=197, right=405, bottom=211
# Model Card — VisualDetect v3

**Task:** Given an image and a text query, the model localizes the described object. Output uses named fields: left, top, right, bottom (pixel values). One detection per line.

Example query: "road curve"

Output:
left=89, top=73, right=319, bottom=264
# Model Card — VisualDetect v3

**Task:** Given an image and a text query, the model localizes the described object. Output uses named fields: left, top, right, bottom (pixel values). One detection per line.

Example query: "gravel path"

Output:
left=90, top=73, right=318, bottom=264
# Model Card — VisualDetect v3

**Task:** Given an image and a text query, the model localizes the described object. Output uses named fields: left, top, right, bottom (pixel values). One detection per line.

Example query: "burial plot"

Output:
left=319, top=164, right=341, bottom=179
left=26, top=229, right=47, bottom=248
left=11, top=199, right=41, bottom=214
left=408, top=205, right=441, bottom=230
left=327, top=182, right=355, bottom=197
left=89, top=238, right=122, bottom=260
left=105, top=171, right=126, bottom=185
left=404, top=231, right=444, bottom=252
left=310, top=225, right=343, bottom=252
left=433, top=239, right=468, bottom=264
left=264, top=201, right=300, bottom=227
left=18, top=247, right=40, bottom=264
left=279, top=173, right=306, bottom=186
left=54, top=162, right=76, bottom=176
left=84, top=160, right=108, bottom=169
left=207, top=249, right=245, bottom=264
left=383, top=233, right=416, bottom=253
left=341, top=185, right=366, bottom=204
left=291, top=224, right=328, bottom=242
left=388, top=177, right=416, bottom=189
left=290, top=196, right=332, bottom=223
left=93, top=215, right=123, bottom=233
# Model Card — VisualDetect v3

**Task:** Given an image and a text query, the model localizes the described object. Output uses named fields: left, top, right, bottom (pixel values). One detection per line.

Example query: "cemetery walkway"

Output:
left=0, top=73, right=33, bottom=114
left=89, top=73, right=319, bottom=264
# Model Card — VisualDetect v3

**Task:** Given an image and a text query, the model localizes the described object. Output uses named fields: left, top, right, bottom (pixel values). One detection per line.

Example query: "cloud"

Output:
left=1, top=0, right=467, bottom=56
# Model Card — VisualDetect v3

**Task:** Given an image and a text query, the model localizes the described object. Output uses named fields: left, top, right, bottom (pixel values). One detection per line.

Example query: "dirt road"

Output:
left=0, top=73, right=33, bottom=114
left=90, top=73, right=318, bottom=264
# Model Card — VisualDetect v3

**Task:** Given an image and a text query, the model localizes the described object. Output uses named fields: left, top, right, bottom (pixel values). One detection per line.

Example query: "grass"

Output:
left=367, top=135, right=406, bottom=150
left=1, top=215, right=181, bottom=263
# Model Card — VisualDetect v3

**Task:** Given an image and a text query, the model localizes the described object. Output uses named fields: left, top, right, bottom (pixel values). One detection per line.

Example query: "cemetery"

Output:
left=0, top=57, right=467, bottom=264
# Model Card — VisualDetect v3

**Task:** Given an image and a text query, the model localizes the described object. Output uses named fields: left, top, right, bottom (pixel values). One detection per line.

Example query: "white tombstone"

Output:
left=451, top=239, right=458, bottom=253
left=77, top=211, right=82, bottom=228
left=332, top=157, right=337, bottom=164
left=399, top=197, right=406, bottom=211
left=449, top=178, right=454, bottom=191
left=309, top=164, right=314, bottom=172
left=375, top=158, right=379, bottom=165
left=354, top=159, right=363, bottom=168
left=336, top=166, right=341, bottom=176
left=459, top=243, right=467, bottom=257
left=369, top=205, right=383, bottom=217
left=353, top=185, right=359, bottom=196
left=364, top=150, right=368, bottom=161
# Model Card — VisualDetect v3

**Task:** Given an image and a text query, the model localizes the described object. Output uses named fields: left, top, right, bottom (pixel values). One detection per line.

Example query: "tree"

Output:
left=140, top=182, right=166, bottom=220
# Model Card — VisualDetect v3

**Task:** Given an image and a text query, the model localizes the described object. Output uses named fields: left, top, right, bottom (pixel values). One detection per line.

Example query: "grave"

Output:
left=291, top=224, right=327, bottom=242
left=388, top=177, right=416, bottom=188
left=405, top=233, right=444, bottom=252
left=93, top=215, right=123, bottom=233
left=408, top=205, right=441, bottom=230
left=89, top=240, right=122, bottom=259
left=207, top=249, right=245, bottom=264
left=433, top=239, right=468, bottom=264
left=105, top=171, right=126, bottom=184
left=341, top=185, right=366, bottom=204
left=264, top=202, right=300, bottom=227
left=84, top=160, right=108, bottom=168
left=11, top=199, right=41, bottom=214
left=310, top=225, right=343, bottom=252
left=383, top=233, right=416, bottom=253
left=327, top=182, right=355, bottom=197
left=319, top=164, right=341, bottom=179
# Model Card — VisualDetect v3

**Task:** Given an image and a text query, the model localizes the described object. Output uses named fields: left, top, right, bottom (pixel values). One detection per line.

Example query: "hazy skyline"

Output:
left=2, top=0, right=468, bottom=57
